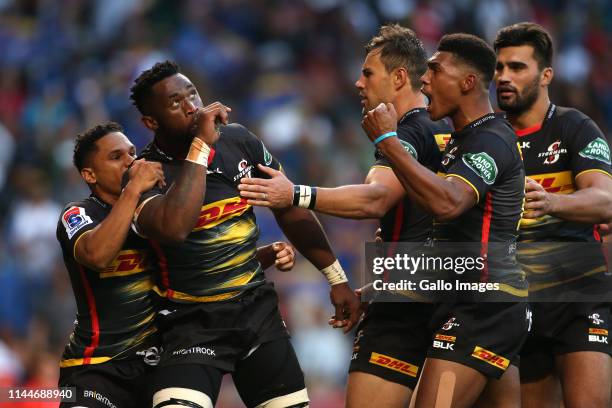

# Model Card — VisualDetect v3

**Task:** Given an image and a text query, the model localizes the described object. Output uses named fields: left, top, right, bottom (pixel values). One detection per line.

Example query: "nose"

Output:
left=183, top=98, right=197, bottom=115
left=420, top=71, right=429, bottom=86
left=355, top=76, right=364, bottom=90
left=495, top=66, right=509, bottom=84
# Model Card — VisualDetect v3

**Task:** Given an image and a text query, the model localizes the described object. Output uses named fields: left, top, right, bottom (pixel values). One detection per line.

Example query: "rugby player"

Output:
left=57, top=122, right=296, bottom=408
left=129, top=61, right=360, bottom=408
left=238, top=24, right=450, bottom=407
left=57, top=122, right=165, bottom=408
left=494, top=22, right=612, bottom=408
left=360, top=34, right=529, bottom=407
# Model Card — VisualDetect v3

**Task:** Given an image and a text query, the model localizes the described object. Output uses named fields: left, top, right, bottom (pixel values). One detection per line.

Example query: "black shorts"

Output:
left=348, top=301, right=434, bottom=389
left=427, top=302, right=529, bottom=379
left=59, top=356, right=156, bottom=408
left=520, top=302, right=611, bottom=382
left=155, top=282, right=289, bottom=372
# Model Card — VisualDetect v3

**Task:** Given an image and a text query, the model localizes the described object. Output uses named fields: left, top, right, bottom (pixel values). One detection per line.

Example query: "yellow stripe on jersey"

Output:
left=445, top=173, right=481, bottom=204
left=153, top=270, right=260, bottom=303
left=100, top=249, right=149, bottom=278
left=193, top=196, right=252, bottom=231
left=527, top=265, right=607, bottom=292
left=575, top=168, right=612, bottom=180
left=434, top=133, right=452, bottom=152
left=59, top=356, right=112, bottom=368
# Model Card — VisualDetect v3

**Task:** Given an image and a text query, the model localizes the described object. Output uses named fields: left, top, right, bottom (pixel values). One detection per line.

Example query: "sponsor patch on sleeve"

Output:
left=62, top=206, right=93, bottom=239
left=399, top=140, right=418, bottom=160
left=261, top=141, right=273, bottom=165
left=462, top=152, right=498, bottom=185
left=579, top=137, right=611, bottom=165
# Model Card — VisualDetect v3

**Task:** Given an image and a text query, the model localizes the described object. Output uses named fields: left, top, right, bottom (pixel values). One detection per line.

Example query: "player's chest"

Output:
left=518, top=133, right=570, bottom=174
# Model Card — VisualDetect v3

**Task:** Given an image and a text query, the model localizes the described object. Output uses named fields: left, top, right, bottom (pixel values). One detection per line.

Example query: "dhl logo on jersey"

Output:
left=529, top=170, right=575, bottom=194
left=589, top=328, right=608, bottom=336
left=193, top=197, right=251, bottom=231
left=434, top=334, right=456, bottom=342
left=434, top=133, right=452, bottom=152
left=471, top=346, right=510, bottom=370
left=101, top=250, right=147, bottom=278
left=369, top=352, right=419, bottom=377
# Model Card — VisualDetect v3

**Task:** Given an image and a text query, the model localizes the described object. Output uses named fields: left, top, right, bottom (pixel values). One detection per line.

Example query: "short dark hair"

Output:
left=130, top=60, right=180, bottom=115
left=437, top=33, right=497, bottom=85
left=73, top=122, right=123, bottom=171
left=494, top=22, right=553, bottom=69
left=365, top=24, right=428, bottom=91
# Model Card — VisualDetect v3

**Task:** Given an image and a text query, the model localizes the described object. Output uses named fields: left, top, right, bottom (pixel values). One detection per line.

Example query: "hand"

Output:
left=272, top=241, right=295, bottom=271
left=524, top=177, right=556, bottom=218
left=127, top=160, right=165, bottom=194
left=238, top=164, right=294, bottom=208
left=190, top=102, right=232, bottom=145
left=361, top=103, right=398, bottom=143
left=328, top=283, right=362, bottom=334
left=353, top=283, right=373, bottom=314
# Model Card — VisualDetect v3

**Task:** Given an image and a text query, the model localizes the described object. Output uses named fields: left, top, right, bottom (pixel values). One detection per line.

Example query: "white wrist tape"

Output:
left=320, top=259, right=348, bottom=286
left=185, top=137, right=211, bottom=167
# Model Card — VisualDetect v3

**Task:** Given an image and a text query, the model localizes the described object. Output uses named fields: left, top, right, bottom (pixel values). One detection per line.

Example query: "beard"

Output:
left=497, top=75, right=540, bottom=115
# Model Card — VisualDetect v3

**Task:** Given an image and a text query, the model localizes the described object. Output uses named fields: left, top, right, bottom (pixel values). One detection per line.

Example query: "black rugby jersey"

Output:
left=435, top=114, right=526, bottom=292
left=373, top=108, right=449, bottom=242
left=137, top=123, right=281, bottom=302
left=57, top=196, right=158, bottom=368
left=516, top=104, right=611, bottom=289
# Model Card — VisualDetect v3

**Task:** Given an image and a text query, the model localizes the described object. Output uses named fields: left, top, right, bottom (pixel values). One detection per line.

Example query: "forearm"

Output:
left=549, top=188, right=612, bottom=223
left=314, top=184, right=390, bottom=219
left=273, top=207, right=336, bottom=269
left=78, top=186, right=141, bottom=269
left=378, top=137, right=463, bottom=218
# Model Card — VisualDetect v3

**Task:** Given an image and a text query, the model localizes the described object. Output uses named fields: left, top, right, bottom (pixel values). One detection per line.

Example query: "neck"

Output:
left=393, top=91, right=427, bottom=120
left=154, top=133, right=190, bottom=160
left=506, top=91, right=550, bottom=130
left=91, top=188, right=118, bottom=206
left=451, top=91, right=494, bottom=131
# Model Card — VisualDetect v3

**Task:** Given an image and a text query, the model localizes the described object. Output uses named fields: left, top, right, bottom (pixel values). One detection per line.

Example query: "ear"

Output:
left=460, top=73, right=477, bottom=93
left=80, top=167, right=96, bottom=185
left=540, top=67, right=553, bottom=87
left=393, top=67, right=409, bottom=91
left=141, top=115, right=158, bottom=132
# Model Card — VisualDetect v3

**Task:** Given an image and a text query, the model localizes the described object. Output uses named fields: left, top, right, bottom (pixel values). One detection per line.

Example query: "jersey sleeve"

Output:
left=568, top=119, right=612, bottom=178
left=239, top=125, right=283, bottom=177
left=57, top=201, right=100, bottom=258
left=374, top=125, right=426, bottom=167
left=446, top=132, right=517, bottom=203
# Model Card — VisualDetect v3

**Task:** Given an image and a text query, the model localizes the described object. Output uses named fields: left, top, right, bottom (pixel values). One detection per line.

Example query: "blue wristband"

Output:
left=373, top=131, right=397, bottom=145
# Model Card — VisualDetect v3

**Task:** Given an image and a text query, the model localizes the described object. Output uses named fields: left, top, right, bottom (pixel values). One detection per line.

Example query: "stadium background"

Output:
left=0, top=0, right=610, bottom=406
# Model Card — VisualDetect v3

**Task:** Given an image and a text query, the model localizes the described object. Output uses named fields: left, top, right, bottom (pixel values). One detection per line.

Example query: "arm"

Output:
left=524, top=172, right=612, bottom=223
left=135, top=103, right=230, bottom=243
left=238, top=164, right=405, bottom=219
left=272, top=206, right=361, bottom=332
left=76, top=160, right=164, bottom=270
left=362, top=103, right=476, bottom=221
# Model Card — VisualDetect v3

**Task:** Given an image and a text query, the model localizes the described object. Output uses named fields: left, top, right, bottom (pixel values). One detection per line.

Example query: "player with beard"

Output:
left=360, top=34, right=529, bottom=407
left=129, top=61, right=360, bottom=408
left=494, top=22, right=612, bottom=408
left=238, top=24, right=450, bottom=407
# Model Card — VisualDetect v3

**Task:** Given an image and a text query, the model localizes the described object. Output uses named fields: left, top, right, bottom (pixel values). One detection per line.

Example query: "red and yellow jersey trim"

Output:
left=59, top=356, right=111, bottom=368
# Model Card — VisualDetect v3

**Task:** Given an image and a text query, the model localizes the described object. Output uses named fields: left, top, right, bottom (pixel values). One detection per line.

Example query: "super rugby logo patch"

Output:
left=62, top=206, right=93, bottom=239
left=399, top=140, right=418, bottom=160
left=462, top=152, right=498, bottom=185
left=579, top=138, right=611, bottom=165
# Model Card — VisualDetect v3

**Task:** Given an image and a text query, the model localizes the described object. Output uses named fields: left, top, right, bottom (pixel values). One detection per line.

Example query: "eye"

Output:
left=190, top=91, right=197, bottom=99
left=171, top=100, right=180, bottom=108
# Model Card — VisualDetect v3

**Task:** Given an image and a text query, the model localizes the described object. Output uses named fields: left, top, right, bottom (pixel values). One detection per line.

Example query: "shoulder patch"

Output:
left=261, top=141, right=273, bottom=165
left=579, top=137, right=611, bottom=165
left=462, top=152, right=498, bottom=185
left=62, top=206, right=93, bottom=239
left=399, top=140, right=418, bottom=160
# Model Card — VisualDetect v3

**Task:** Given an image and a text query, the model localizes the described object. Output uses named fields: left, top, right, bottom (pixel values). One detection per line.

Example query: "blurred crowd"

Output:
left=0, top=0, right=610, bottom=406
